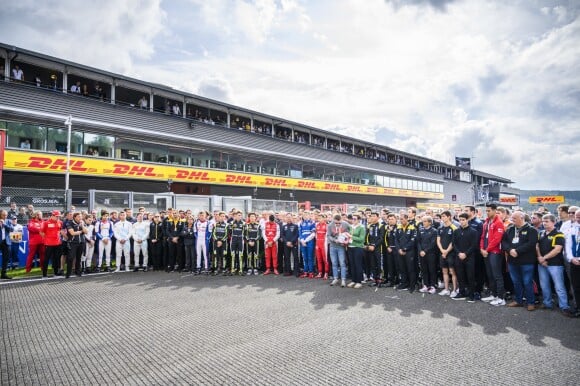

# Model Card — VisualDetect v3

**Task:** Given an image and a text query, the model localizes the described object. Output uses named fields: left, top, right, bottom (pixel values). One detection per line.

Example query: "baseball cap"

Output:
left=51, top=210, right=61, bottom=217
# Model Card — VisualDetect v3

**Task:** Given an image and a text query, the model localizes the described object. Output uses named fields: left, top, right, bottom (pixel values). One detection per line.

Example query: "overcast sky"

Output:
left=1, top=0, right=579, bottom=190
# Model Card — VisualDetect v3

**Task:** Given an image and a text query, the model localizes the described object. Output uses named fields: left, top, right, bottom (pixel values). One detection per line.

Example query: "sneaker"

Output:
left=428, top=287, right=437, bottom=294
left=527, top=305, right=535, bottom=311
left=341, top=279, right=346, bottom=288
left=490, top=298, right=506, bottom=306
left=438, top=289, right=450, bottom=296
left=450, top=289, right=458, bottom=297
left=467, top=295, right=475, bottom=303
left=308, top=273, right=315, bottom=279
left=473, top=292, right=481, bottom=301
left=363, top=274, right=368, bottom=282
left=419, top=285, right=429, bottom=293
left=481, top=295, right=496, bottom=302
left=561, top=309, right=573, bottom=317
left=263, top=270, right=271, bottom=275
left=347, top=282, right=356, bottom=288
left=396, top=284, right=409, bottom=291
left=437, top=280, right=444, bottom=289
left=253, top=269, right=259, bottom=275
left=330, top=279, right=339, bottom=286
left=247, top=269, right=253, bottom=276
left=451, top=292, right=467, bottom=300
left=354, top=283, right=363, bottom=289
left=114, top=268, right=120, bottom=273
left=299, top=272, right=308, bottom=278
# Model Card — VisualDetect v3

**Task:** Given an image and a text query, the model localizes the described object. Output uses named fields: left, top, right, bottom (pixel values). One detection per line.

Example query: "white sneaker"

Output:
left=481, top=295, right=496, bottom=302
left=419, top=285, right=429, bottom=293
left=125, top=268, right=131, bottom=272
left=247, top=269, right=253, bottom=276
left=341, top=279, right=346, bottom=288
left=253, top=269, right=259, bottom=275
left=330, top=279, right=339, bottom=286
left=114, top=268, right=120, bottom=272
left=450, top=289, right=458, bottom=297
left=363, top=273, right=368, bottom=282
left=347, top=282, right=356, bottom=288
left=437, top=280, right=444, bottom=289
left=439, top=289, right=450, bottom=296
left=428, top=287, right=437, bottom=294
left=490, top=298, right=506, bottom=306
left=354, top=283, right=363, bottom=289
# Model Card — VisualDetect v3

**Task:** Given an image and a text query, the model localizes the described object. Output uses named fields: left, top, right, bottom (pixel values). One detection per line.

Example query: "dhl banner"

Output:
left=5, top=150, right=444, bottom=199
left=499, top=194, right=519, bottom=205
left=528, top=195, right=565, bottom=204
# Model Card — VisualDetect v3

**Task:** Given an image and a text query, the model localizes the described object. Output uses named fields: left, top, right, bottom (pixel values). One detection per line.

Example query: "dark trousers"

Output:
left=484, top=253, right=505, bottom=298
left=283, top=244, right=298, bottom=275
left=382, top=248, right=397, bottom=283
left=67, top=242, right=83, bottom=277
left=150, top=241, right=163, bottom=270
left=366, top=248, right=381, bottom=281
left=398, top=251, right=417, bottom=288
left=184, top=243, right=195, bottom=271
left=569, top=263, right=580, bottom=309
left=213, top=243, right=227, bottom=270
left=349, top=247, right=364, bottom=283
left=455, top=255, right=476, bottom=296
left=0, top=240, right=9, bottom=275
left=474, top=253, right=485, bottom=293
left=420, top=251, right=437, bottom=288
left=166, top=240, right=178, bottom=270
left=43, top=245, right=61, bottom=276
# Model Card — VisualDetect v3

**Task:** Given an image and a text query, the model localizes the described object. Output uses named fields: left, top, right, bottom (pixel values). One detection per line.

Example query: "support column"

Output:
left=3, top=56, right=9, bottom=81
left=62, top=66, right=68, bottom=93
left=271, top=120, right=275, bottom=138
left=226, top=109, right=231, bottom=127
left=250, top=115, right=254, bottom=132
left=110, top=81, right=116, bottom=105
left=149, top=91, right=154, bottom=112
left=182, top=97, right=186, bottom=118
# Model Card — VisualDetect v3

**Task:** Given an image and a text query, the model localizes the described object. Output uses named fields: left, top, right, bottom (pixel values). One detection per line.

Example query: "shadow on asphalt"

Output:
left=10, top=270, right=580, bottom=351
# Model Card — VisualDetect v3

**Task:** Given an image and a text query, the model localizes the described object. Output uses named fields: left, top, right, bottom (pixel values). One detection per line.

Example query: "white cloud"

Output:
left=1, top=0, right=579, bottom=189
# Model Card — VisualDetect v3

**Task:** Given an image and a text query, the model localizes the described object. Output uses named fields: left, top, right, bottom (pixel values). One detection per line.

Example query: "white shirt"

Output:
left=131, top=221, right=150, bottom=241
left=12, top=68, right=23, bottom=80
left=113, top=220, right=131, bottom=241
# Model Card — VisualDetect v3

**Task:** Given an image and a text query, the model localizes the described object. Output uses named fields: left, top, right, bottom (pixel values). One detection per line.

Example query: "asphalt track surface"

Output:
left=1, top=271, right=578, bottom=385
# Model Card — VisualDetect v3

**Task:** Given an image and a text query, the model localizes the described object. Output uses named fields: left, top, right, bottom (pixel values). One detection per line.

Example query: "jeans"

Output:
left=508, top=263, right=535, bottom=305
left=329, top=244, right=347, bottom=280
left=538, top=264, right=569, bottom=310
left=485, top=253, right=505, bottom=298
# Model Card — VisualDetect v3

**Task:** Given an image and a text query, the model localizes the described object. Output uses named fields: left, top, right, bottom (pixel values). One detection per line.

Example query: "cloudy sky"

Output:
left=1, top=0, right=579, bottom=189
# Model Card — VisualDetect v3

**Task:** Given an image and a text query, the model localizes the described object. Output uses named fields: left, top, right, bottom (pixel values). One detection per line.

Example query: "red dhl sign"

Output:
left=528, top=195, right=565, bottom=204
left=5, top=150, right=445, bottom=199
left=499, top=196, right=518, bottom=204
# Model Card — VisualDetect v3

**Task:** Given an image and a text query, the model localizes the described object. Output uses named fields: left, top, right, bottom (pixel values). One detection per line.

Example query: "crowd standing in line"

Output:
left=1, top=203, right=579, bottom=317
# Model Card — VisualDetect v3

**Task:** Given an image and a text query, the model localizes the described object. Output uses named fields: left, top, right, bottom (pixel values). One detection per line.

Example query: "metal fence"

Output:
left=1, top=186, right=68, bottom=223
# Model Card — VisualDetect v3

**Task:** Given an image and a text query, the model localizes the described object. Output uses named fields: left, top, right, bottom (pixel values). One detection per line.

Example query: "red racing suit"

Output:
left=26, top=218, right=45, bottom=272
left=315, top=221, right=328, bottom=274
left=262, top=221, right=280, bottom=270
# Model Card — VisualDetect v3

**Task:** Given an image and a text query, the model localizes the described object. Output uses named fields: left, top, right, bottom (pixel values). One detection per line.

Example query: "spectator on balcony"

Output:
left=81, top=84, right=90, bottom=97
left=70, top=81, right=81, bottom=94
left=95, top=83, right=105, bottom=101
left=172, top=103, right=181, bottom=116
left=12, top=65, right=24, bottom=82
left=138, top=96, right=148, bottom=110
left=35, top=76, right=42, bottom=87
left=20, top=139, right=31, bottom=149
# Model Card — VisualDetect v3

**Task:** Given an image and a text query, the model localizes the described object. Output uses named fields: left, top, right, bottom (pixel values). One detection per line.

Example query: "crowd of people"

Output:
left=1, top=203, right=579, bottom=317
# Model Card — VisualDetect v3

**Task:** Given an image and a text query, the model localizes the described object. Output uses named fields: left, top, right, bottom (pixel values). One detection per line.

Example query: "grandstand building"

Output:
left=0, top=43, right=519, bottom=209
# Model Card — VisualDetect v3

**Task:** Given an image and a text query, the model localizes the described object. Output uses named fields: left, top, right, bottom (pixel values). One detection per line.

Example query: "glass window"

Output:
left=276, top=161, right=289, bottom=176
left=47, top=127, right=83, bottom=154
left=168, top=147, right=190, bottom=166
left=244, top=157, right=261, bottom=174
left=209, top=150, right=227, bottom=169
left=303, top=165, right=323, bottom=179
left=115, top=139, right=142, bottom=161
left=6, top=121, right=47, bottom=150
left=395, top=178, right=402, bottom=189
left=141, top=143, right=167, bottom=163
left=84, top=133, right=113, bottom=157
left=289, top=163, right=302, bottom=178
left=375, top=175, right=384, bottom=187
left=261, top=160, right=276, bottom=175
left=412, top=180, right=418, bottom=190
left=228, top=154, right=244, bottom=171
left=191, top=148, right=209, bottom=167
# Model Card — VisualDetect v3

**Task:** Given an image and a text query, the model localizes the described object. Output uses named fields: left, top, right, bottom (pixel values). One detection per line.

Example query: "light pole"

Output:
left=64, top=115, right=72, bottom=192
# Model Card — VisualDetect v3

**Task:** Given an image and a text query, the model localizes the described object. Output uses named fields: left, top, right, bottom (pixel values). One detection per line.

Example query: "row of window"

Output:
left=2, top=120, right=444, bottom=193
